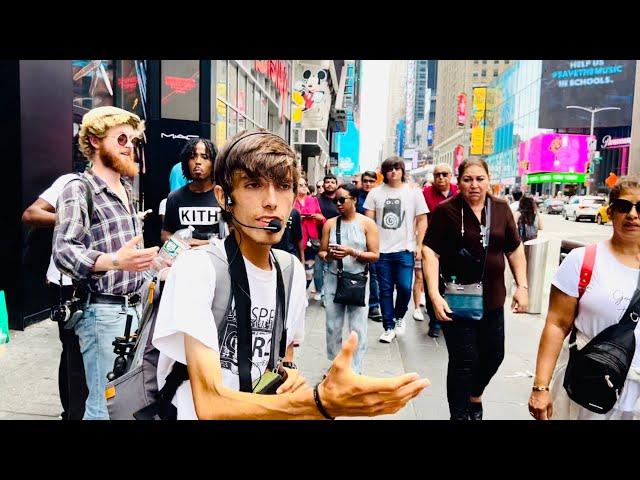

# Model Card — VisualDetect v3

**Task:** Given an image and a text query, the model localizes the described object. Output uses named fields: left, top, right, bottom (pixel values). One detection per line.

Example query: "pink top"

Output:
left=294, top=195, right=324, bottom=247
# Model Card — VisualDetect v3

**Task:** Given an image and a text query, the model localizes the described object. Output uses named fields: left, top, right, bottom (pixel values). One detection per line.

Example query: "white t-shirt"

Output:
left=158, top=198, right=167, bottom=216
left=152, top=241, right=307, bottom=419
left=552, top=241, right=640, bottom=412
left=363, top=183, right=429, bottom=253
left=40, top=174, right=79, bottom=286
left=509, top=201, right=519, bottom=213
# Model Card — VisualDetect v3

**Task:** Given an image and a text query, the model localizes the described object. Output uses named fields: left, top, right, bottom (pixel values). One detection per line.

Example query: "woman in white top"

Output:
left=529, top=175, right=640, bottom=420
left=318, top=183, right=379, bottom=374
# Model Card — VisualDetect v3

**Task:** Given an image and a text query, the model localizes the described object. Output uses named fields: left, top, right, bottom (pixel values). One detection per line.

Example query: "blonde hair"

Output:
left=78, top=108, right=145, bottom=159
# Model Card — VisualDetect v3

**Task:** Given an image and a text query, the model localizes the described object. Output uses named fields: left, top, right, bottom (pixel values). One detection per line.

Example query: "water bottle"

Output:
left=144, top=226, right=194, bottom=280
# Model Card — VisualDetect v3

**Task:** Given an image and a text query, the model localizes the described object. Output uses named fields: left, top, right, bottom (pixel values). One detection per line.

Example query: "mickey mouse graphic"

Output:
left=292, top=68, right=329, bottom=122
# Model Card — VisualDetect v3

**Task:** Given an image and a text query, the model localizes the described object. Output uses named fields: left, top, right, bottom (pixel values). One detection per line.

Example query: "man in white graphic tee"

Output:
left=153, top=130, right=430, bottom=419
left=364, top=156, right=429, bottom=344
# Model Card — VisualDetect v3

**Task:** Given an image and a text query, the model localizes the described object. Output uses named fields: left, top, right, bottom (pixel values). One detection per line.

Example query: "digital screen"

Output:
left=538, top=60, right=635, bottom=128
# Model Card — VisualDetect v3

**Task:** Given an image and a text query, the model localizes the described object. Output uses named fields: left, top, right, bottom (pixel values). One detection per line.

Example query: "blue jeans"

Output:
left=368, top=262, right=380, bottom=309
left=323, top=270, right=368, bottom=374
left=377, top=250, right=415, bottom=331
left=75, top=302, right=140, bottom=420
left=314, top=254, right=328, bottom=295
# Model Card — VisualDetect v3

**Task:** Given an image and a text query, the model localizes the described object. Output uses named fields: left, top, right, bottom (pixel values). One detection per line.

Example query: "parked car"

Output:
left=541, top=198, right=565, bottom=215
left=596, top=204, right=610, bottom=225
left=563, top=195, right=607, bottom=222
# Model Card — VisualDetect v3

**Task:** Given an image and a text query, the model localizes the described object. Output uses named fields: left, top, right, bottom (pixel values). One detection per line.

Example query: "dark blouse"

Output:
left=424, top=194, right=521, bottom=311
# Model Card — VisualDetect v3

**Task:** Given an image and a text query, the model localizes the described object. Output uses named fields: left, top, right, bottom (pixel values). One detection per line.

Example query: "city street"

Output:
left=0, top=212, right=613, bottom=420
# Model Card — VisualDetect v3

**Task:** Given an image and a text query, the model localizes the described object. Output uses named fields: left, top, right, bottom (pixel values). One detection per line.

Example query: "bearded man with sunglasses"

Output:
left=53, top=106, right=159, bottom=420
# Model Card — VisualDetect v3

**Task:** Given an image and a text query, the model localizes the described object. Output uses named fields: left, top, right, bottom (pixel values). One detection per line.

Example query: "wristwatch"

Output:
left=532, top=385, right=550, bottom=392
left=110, top=253, right=121, bottom=270
left=282, top=361, right=298, bottom=370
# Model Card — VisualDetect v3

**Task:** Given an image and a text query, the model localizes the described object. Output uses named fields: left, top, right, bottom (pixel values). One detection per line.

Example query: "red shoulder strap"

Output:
left=578, top=244, right=597, bottom=300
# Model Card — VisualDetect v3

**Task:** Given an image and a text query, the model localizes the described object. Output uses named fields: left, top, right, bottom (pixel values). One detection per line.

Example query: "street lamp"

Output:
left=566, top=105, right=621, bottom=194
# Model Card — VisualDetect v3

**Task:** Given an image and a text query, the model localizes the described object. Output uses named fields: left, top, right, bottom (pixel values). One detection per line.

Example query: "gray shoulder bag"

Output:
left=443, top=197, right=491, bottom=321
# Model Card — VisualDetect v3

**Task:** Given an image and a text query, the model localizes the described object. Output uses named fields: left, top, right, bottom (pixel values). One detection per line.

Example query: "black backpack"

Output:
left=563, top=244, right=640, bottom=414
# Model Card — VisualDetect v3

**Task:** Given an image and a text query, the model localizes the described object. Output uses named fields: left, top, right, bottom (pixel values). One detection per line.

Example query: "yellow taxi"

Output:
left=596, top=204, right=610, bottom=225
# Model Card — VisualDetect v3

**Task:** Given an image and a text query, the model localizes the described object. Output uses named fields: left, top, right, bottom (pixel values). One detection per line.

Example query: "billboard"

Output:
left=427, top=124, right=434, bottom=146
left=457, top=92, right=467, bottom=126
left=518, top=133, right=589, bottom=176
left=333, top=120, right=360, bottom=176
left=470, top=87, right=487, bottom=155
left=395, top=119, right=405, bottom=157
left=538, top=60, right=636, bottom=129
left=405, top=60, right=417, bottom=146
left=292, top=63, right=331, bottom=130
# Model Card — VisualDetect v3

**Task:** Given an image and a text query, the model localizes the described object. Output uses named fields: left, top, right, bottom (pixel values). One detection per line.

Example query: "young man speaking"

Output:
left=152, top=130, right=430, bottom=419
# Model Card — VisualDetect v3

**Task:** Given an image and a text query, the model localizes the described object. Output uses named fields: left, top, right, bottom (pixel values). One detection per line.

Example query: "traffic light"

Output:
left=584, top=161, right=591, bottom=174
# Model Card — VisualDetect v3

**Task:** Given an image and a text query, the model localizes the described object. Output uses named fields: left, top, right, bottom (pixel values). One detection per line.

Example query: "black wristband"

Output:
left=313, top=382, right=335, bottom=420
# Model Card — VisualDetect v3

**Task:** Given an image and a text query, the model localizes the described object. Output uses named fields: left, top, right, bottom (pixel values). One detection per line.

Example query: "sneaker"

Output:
left=313, top=293, right=322, bottom=302
left=420, top=293, right=426, bottom=306
left=379, top=328, right=396, bottom=343
left=368, top=306, right=382, bottom=321
left=412, top=308, right=424, bottom=321
left=428, top=324, right=441, bottom=338
left=395, top=318, right=406, bottom=336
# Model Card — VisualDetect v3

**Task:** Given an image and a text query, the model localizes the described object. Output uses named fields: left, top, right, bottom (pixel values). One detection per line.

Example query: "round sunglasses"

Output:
left=105, top=133, right=141, bottom=147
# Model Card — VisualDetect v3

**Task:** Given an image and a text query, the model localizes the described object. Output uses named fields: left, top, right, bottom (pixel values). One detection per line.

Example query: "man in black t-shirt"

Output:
left=273, top=208, right=304, bottom=264
left=162, top=138, right=226, bottom=246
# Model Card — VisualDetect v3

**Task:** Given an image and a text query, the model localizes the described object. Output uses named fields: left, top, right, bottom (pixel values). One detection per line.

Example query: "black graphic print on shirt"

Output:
left=218, top=301, right=275, bottom=378
left=382, top=198, right=405, bottom=230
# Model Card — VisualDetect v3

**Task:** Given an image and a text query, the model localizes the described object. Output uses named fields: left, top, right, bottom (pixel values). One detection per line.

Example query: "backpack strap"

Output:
left=578, top=244, right=597, bottom=300
left=270, top=249, right=296, bottom=365
left=65, top=175, right=94, bottom=221
left=569, top=243, right=598, bottom=350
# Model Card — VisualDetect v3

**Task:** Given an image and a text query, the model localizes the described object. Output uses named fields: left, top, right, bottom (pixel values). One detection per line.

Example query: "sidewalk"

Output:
left=0, top=296, right=545, bottom=420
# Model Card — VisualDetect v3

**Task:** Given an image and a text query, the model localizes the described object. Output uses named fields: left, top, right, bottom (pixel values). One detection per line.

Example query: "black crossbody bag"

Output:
left=333, top=217, right=369, bottom=307
left=563, top=265, right=640, bottom=414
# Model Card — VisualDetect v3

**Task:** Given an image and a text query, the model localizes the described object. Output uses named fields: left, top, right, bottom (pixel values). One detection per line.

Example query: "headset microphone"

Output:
left=230, top=214, right=282, bottom=233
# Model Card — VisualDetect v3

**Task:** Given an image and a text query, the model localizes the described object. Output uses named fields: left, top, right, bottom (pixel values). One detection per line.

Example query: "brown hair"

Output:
left=457, top=156, right=490, bottom=179
left=214, top=129, right=300, bottom=202
left=381, top=156, right=406, bottom=183
left=609, top=174, right=640, bottom=203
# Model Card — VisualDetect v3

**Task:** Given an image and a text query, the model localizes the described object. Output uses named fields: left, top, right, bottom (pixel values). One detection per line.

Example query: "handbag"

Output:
left=443, top=197, right=491, bottom=321
left=333, top=217, right=369, bottom=307
left=562, top=243, right=640, bottom=414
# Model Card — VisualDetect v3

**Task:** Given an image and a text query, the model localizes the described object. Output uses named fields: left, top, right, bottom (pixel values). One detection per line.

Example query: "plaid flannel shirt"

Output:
left=53, top=169, right=144, bottom=295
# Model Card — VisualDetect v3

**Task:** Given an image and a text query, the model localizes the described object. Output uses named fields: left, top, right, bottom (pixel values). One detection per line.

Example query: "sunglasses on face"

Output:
left=332, top=196, right=352, bottom=205
left=362, top=178, right=376, bottom=184
left=611, top=199, right=640, bottom=214
left=389, top=165, right=403, bottom=171
left=106, top=133, right=140, bottom=147
left=434, top=172, right=450, bottom=178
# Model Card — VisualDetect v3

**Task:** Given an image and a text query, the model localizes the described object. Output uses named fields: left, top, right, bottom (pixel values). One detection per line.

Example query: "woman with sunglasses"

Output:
left=294, top=178, right=325, bottom=293
left=318, top=183, right=379, bottom=373
left=529, top=176, right=640, bottom=420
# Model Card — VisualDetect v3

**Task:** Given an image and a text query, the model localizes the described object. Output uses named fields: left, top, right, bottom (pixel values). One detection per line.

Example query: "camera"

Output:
left=50, top=297, right=82, bottom=323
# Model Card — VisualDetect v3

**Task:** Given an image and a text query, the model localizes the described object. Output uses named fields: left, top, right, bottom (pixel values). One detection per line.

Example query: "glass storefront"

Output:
left=212, top=60, right=291, bottom=146
left=72, top=59, right=148, bottom=207
left=484, top=60, right=552, bottom=184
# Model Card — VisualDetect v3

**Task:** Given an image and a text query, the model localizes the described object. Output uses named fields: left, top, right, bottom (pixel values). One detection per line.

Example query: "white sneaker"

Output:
left=379, top=328, right=396, bottom=343
left=395, top=318, right=406, bottom=336
left=420, top=293, right=426, bottom=306
left=313, top=293, right=322, bottom=302
left=413, top=308, right=424, bottom=321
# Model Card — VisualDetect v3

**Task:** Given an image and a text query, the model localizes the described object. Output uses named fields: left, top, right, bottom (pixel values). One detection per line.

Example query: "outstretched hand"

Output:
left=319, top=332, right=430, bottom=418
